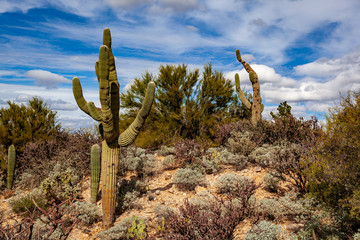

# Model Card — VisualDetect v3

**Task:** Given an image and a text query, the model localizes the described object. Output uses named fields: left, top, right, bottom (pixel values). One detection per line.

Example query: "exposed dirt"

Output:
left=1, top=154, right=298, bottom=240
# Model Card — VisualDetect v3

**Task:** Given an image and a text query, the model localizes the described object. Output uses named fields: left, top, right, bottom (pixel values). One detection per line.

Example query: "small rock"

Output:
left=165, top=173, right=172, bottom=180
left=168, top=188, right=174, bottom=194
left=148, top=193, right=156, bottom=201
left=285, top=223, right=304, bottom=232
left=156, top=190, right=161, bottom=195
left=195, top=186, right=207, bottom=194
left=254, top=166, right=262, bottom=172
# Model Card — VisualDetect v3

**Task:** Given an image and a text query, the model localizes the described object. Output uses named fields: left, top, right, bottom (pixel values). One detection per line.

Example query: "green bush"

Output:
left=305, top=90, right=360, bottom=224
left=214, top=148, right=248, bottom=169
left=40, top=163, right=80, bottom=203
left=245, top=221, right=283, bottom=240
left=257, top=193, right=313, bottom=223
left=174, top=168, right=207, bottom=190
left=73, top=201, right=101, bottom=225
left=227, top=131, right=256, bottom=156
left=215, top=173, right=253, bottom=195
left=263, top=172, right=282, bottom=192
left=9, top=188, right=47, bottom=214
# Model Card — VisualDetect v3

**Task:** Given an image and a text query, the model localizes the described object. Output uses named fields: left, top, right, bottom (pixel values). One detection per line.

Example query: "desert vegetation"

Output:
left=1, top=28, right=360, bottom=240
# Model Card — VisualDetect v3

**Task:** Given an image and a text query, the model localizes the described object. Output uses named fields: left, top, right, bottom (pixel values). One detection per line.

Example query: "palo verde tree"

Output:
left=72, top=28, right=155, bottom=228
left=305, top=90, right=360, bottom=226
left=0, top=97, right=59, bottom=153
left=120, top=63, right=236, bottom=146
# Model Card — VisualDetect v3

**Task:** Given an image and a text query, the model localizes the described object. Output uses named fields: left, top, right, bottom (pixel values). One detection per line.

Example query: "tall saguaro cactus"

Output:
left=72, top=28, right=155, bottom=228
left=235, top=49, right=263, bottom=126
left=90, top=144, right=101, bottom=204
left=7, top=145, right=15, bottom=190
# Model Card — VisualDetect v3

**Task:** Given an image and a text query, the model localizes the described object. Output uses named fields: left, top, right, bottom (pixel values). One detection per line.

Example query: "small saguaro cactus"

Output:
left=91, top=144, right=101, bottom=203
left=72, top=28, right=155, bottom=228
left=7, top=145, right=15, bottom=189
left=235, top=49, right=263, bottom=126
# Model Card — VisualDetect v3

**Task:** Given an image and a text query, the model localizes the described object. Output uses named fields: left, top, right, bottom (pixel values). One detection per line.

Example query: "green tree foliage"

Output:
left=0, top=97, right=60, bottom=153
left=305, top=90, right=360, bottom=223
left=120, top=64, right=242, bottom=147
left=270, top=101, right=292, bottom=119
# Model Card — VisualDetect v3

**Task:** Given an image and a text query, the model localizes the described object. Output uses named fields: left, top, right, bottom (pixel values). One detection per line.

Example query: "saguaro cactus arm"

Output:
left=235, top=49, right=262, bottom=125
left=118, top=81, right=155, bottom=147
left=235, top=73, right=251, bottom=109
left=72, top=77, right=102, bottom=121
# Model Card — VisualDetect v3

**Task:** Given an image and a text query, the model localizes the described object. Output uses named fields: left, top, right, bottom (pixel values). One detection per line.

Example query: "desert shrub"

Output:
left=121, top=146, right=158, bottom=178
left=257, top=193, right=313, bottom=223
left=174, top=168, right=207, bottom=190
left=245, top=220, right=283, bottom=240
left=30, top=198, right=79, bottom=240
left=304, top=91, right=360, bottom=227
left=154, top=205, right=177, bottom=223
left=214, top=148, right=248, bottom=169
left=200, top=154, right=221, bottom=174
left=9, top=188, right=47, bottom=215
left=159, top=196, right=250, bottom=240
left=227, top=131, right=256, bottom=156
left=72, top=201, right=101, bottom=225
left=269, top=141, right=309, bottom=193
left=263, top=172, right=282, bottom=192
left=117, top=179, right=146, bottom=213
left=292, top=209, right=350, bottom=240
left=215, top=173, right=253, bottom=195
left=157, top=146, right=175, bottom=156
left=17, top=129, right=99, bottom=186
left=174, top=139, right=207, bottom=167
left=40, top=163, right=80, bottom=203
left=248, top=144, right=279, bottom=166
left=162, top=155, right=177, bottom=170
left=96, top=216, right=146, bottom=240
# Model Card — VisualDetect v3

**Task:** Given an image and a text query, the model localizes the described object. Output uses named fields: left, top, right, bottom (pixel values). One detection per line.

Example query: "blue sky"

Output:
left=1, top=0, right=360, bottom=129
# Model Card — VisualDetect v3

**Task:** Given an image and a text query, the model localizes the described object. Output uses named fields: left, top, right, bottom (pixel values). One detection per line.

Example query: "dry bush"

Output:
left=17, top=129, right=99, bottom=187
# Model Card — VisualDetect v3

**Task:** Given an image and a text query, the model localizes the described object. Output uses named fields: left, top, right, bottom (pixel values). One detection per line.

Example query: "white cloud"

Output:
left=105, top=0, right=149, bottom=9
left=25, top=70, right=71, bottom=89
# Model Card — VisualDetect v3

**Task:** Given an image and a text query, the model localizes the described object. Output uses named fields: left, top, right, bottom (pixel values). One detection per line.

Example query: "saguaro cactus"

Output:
left=91, top=144, right=101, bottom=203
left=7, top=145, right=15, bottom=189
left=235, top=49, right=263, bottom=126
left=72, top=28, right=155, bottom=228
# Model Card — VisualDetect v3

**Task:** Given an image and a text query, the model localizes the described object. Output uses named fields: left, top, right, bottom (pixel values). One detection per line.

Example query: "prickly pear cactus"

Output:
left=7, top=145, right=15, bottom=190
left=235, top=49, right=263, bottom=125
left=91, top=144, right=101, bottom=203
left=72, top=28, right=155, bottom=228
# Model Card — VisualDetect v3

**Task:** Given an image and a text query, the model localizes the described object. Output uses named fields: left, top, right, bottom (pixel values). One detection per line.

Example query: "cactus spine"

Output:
left=91, top=144, right=101, bottom=203
left=235, top=49, right=263, bottom=126
left=72, top=28, right=155, bottom=228
left=7, top=145, right=15, bottom=189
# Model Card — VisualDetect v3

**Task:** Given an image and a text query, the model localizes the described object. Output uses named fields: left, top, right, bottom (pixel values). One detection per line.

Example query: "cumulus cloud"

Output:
left=105, top=0, right=149, bottom=9
left=46, top=99, right=78, bottom=111
left=25, top=70, right=71, bottom=89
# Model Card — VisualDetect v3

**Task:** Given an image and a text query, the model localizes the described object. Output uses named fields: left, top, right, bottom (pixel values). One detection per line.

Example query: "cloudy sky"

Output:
left=1, top=0, right=360, bottom=129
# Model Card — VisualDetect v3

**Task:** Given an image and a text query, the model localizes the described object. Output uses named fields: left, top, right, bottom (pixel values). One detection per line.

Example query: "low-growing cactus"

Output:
left=235, top=49, right=263, bottom=126
left=7, top=145, right=15, bottom=189
left=91, top=144, right=101, bottom=203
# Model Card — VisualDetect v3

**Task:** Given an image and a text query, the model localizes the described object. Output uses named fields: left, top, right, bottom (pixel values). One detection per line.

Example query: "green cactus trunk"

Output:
left=101, top=141, right=119, bottom=227
left=7, top=145, right=15, bottom=190
left=72, top=28, right=155, bottom=229
left=91, top=144, right=101, bottom=203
